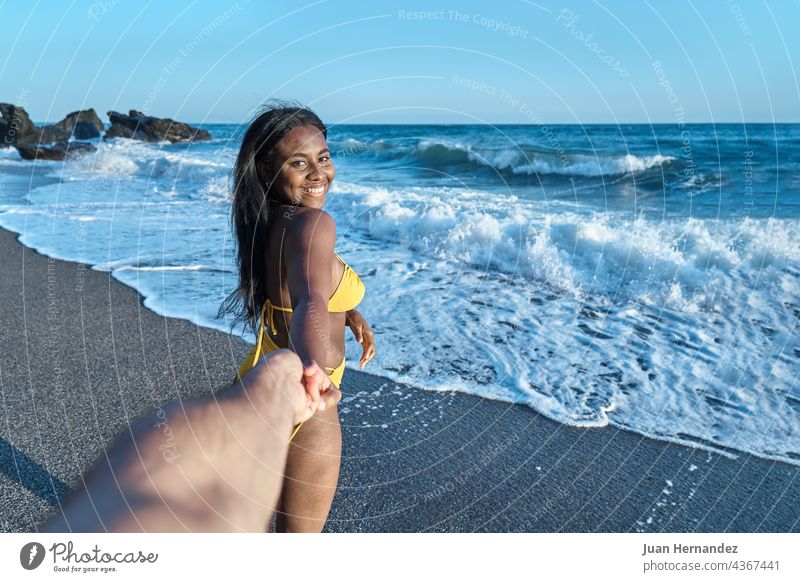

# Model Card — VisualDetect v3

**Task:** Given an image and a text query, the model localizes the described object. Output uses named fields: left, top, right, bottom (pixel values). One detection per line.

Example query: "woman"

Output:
left=221, top=101, right=376, bottom=532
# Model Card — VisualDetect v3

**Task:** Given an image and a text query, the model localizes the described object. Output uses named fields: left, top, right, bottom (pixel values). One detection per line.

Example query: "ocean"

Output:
left=1, top=123, right=798, bottom=466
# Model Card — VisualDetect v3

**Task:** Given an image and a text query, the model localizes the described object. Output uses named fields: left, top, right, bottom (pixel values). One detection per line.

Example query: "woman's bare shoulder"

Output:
left=278, top=206, right=336, bottom=250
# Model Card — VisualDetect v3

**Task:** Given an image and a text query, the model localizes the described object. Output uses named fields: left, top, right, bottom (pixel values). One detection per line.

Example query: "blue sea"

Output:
left=1, top=123, right=799, bottom=466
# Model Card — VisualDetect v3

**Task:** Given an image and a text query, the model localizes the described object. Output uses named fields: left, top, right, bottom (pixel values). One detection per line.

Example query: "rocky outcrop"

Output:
left=37, top=109, right=104, bottom=142
left=103, top=122, right=139, bottom=140
left=2, top=103, right=209, bottom=161
left=38, top=124, right=71, bottom=143
left=14, top=140, right=96, bottom=161
left=0, top=103, right=39, bottom=145
left=105, top=110, right=211, bottom=143
left=49, top=109, right=104, bottom=139
left=1, top=104, right=104, bottom=145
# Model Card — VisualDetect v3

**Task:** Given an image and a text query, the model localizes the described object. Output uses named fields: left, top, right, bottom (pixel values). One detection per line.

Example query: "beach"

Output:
left=4, top=123, right=799, bottom=469
left=0, top=161, right=797, bottom=532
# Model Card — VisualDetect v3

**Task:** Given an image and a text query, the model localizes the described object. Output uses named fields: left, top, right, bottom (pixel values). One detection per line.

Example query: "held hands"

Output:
left=295, top=361, right=341, bottom=424
left=346, top=309, right=376, bottom=369
left=247, top=350, right=340, bottom=427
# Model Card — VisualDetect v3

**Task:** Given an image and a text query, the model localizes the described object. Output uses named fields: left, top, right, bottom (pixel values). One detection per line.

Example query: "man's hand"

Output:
left=296, top=361, right=341, bottom=423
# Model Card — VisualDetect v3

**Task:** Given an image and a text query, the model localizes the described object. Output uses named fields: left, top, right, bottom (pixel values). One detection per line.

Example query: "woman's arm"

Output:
left=284, top=208, right=336, bottom=368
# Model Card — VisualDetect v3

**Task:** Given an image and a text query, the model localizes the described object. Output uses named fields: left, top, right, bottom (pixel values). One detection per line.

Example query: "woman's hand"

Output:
left=346, top=310, right=376, bottom=369
left=295, top=361, right=341, bottom=424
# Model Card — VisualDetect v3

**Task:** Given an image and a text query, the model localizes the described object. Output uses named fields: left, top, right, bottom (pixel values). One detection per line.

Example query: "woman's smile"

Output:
left=300, top=183, right=327, bottom=196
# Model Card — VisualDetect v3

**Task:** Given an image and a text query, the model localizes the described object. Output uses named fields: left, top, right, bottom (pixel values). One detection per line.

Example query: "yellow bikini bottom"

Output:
left=237, top=334, right=346, bottom=388
left=236, top=325, right=345, bottom=441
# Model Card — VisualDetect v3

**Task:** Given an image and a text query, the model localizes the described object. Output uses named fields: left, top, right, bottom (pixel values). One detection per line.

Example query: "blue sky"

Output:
left=1, top=0, right=798, bottom=124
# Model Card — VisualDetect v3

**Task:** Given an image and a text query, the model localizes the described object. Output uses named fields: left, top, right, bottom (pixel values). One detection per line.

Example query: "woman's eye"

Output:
left=319, top=156, right=331, bottom=164
left=290, top=160, right=306, bottom=168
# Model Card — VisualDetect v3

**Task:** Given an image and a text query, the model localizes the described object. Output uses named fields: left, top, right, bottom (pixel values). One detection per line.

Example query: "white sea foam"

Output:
left=325, top=179, right=800, bottom=465
left=54, top=139, right=229, bottom=183
left=331, top=181, right=799, bottom=312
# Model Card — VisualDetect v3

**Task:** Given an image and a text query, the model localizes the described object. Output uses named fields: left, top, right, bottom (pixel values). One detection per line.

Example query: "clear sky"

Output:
left=1, top=0, right=798, bottom=124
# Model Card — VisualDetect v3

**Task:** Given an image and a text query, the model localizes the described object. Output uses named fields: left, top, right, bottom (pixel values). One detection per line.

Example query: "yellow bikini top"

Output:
left=327, top=252, right=366, bottom=313
left=260, top=251, right=365, bottom=336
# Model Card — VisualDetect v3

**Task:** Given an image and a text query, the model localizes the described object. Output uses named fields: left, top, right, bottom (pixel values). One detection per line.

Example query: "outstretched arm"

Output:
left=284, top=209, right=336, bottom=368
left=40, top=350, right=341, bottom=533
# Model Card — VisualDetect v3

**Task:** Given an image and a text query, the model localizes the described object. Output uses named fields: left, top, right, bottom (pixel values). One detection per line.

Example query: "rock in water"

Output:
left=0, top=103, right=39, bottom=145
left=50, top=109, right=105, bottom=139
left=105, top=110, right=211, bottom=143
left=38, top=124, right=72, bottom=143
left=104, top=122, right=140, bottom=140
left=1, top=105, right=105, bottom=145
left=15, top=140, right=96, bottom=161
left=38, top=109, right=104, bottom=142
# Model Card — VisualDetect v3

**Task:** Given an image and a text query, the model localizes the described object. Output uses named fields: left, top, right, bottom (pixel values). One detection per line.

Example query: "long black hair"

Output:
left=218, top=99, right=327, bottom=333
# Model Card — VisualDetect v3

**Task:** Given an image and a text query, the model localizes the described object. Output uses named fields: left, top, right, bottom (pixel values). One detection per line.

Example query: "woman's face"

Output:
left=263, top=124, right=335, bottom=209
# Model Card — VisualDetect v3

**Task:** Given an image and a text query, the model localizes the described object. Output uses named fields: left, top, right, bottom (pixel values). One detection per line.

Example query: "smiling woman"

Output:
left=263, top=124, right=335, bottom=206
left=219, top=100, right=376, bottom=533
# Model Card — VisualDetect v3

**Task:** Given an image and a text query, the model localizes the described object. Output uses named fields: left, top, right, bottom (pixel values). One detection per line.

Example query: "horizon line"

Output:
left=30, top=119, right=800, bottom=126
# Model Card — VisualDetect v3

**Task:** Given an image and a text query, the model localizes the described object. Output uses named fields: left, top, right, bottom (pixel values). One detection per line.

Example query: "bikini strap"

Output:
left=265, top=299, right=278, bottom=336
left=253, top=299, right=306, bottom=443
left=252, top=301, right=267, bottom=368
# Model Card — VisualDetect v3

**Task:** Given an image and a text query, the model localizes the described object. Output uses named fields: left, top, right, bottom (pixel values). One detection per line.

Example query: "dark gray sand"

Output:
left=0, top=171, right=797, bottom=532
